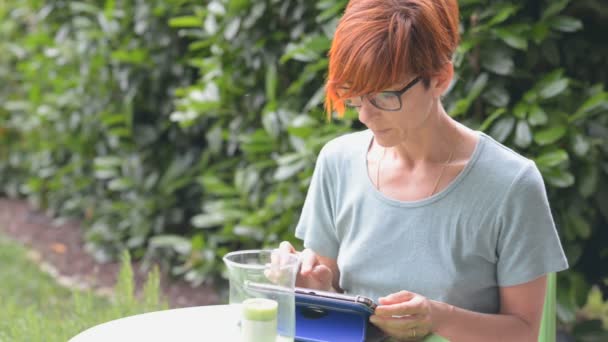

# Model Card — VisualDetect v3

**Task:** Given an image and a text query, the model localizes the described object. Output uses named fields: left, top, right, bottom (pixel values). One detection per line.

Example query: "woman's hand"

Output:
left=278, top=241, right=334, bottom=291
left=370, top=290, right=435, bottom=341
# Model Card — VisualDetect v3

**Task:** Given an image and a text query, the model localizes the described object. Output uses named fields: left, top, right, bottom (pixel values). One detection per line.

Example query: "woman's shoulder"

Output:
left=473, top=132, right=543, bottom=189
left=318, top=129, right=370, bottom=161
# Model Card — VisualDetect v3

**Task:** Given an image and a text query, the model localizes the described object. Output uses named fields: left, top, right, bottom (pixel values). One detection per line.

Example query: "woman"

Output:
left=279, top=0, right=569, bottom=341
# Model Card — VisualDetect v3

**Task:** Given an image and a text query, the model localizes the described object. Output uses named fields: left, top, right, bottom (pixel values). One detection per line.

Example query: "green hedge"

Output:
left=1, top=0, right=607, bottom=337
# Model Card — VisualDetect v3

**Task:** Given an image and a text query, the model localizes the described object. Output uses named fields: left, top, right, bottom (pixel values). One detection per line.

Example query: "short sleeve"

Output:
left=294, top=146, right=340, bottom=259
left=496, top=162, right=569, bottom=287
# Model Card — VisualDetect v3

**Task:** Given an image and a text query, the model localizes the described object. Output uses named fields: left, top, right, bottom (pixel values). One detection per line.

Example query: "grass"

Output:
left=0, top=233, right=167, bottom=342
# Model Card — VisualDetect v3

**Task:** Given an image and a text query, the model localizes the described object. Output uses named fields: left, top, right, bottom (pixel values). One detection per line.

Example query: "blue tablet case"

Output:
left=295, top=293, right=373, bottom=342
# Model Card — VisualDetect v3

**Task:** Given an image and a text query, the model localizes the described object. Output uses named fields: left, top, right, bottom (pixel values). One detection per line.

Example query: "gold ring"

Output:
left=409, top=328, right=417, bottom=338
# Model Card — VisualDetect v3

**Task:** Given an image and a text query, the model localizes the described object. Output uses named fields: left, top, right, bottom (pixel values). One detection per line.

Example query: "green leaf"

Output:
left=487, top=4, right=520, bottom=26
left=582, top=286, right=606, bottom=316
left=489, top=117, right=515, bottom=143
left=493, top=29, right=528, bottom=50
left=479, top=108, right=506, bottom=132
left=194, top=208, right=245, bottom=229
left=536, top=70, right=568, bottom=100
left=542, top=0, right=570, bottom=19
left=265, top=63, right=277, bottom=103
left=316, top=1, right=345, bottom=22
left=208, top=1, right=226, bottom=16
left=568, top=212, right=591, bottom=239
left=224, top=17, right=241, bottom=40
left=569, top=92, right=608, bottom=123
left=449, top=99, right=470, bottom=117
left=513, top=101, right=528, bottom=119
left=287, top=115, right=317, bottom=138
left=104, top=0, right=116, bottom=20
left=534, top=125, right=567, bottom=145
left=228, top=0, right=250, bottom=13
left=204, top=14, right=218, bottom=34
left=191, top=213, right=226, bottom=229
left=531, top=22, right=550, bottom=44
left=94, top=169, right=118, bottom=180
left=468, top=73, right=489, bottom=101
left=572, top=134, right=591, bottom=157
left=482, top=85, right=510, bottom=107
left=100, top=113, right=128, bottom=127
left=482, top=51, right=514, bottom=76
left=262, top=111, right=281, bottom=138
left=149, top=235, right=192, bottom=255
left=578, top=166, right=598, bottom=198
left=450, top=73, right=488, bottom=116
left=108, top=178, right=133, bottom=191
left=522, top=89, right=538, bottom=104
left=242, top=2, right=266, bottom=29
left=514, top=120, right=532, bottom=148
left=169, top=16, right=203, bottom=28
left=199, top=175, right=238, bottom=196
left=273, top=160, right=307, bottom=181
left=233, top=225, right=264, bottom=240
left=539, top=79, right=569, bottom=99
left=280, top=35, right=330, bottom=64
left=545, top=169, right=575, bottom=188
left=69, top=2, right=100, bottom=14
left=535, top=150, right=569, bottom=169
left=528, top=105, right=548, bottom=126
left=111, top=49, right=150, bottom=65
left=551, top=16, right=582, bottom=32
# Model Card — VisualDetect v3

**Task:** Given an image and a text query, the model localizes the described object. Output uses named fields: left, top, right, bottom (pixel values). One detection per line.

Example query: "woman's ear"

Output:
left=431, top=62, right=454, bottom=98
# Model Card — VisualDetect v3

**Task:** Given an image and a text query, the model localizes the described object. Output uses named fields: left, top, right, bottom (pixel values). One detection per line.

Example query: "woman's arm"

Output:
left=371, top=275, right=547, bottom=341
left=431, top=275, right=547, bottom=342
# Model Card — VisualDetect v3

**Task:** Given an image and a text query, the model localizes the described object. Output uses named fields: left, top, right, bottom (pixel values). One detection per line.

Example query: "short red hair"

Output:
left=325, top=0, right=460, bottom=116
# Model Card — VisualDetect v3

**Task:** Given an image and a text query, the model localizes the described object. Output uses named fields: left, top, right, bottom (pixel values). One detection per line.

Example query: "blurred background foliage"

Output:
left=1, top=0, right=607, bottom=338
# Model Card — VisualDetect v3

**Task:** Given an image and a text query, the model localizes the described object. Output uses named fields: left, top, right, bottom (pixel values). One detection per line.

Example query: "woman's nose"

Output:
left=357, top=99, right=380, bottom=126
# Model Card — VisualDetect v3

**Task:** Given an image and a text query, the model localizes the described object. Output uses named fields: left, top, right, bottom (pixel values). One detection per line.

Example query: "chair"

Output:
left=538, top=272, right=557, bottom=342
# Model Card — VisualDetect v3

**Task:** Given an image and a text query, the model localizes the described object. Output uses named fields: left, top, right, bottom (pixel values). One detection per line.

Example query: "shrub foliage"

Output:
left=1, top=0, right=607, bottom=336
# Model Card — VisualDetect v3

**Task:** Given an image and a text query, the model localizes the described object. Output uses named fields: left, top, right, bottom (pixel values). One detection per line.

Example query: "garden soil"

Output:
left=0, top=198, right=220, bottom=308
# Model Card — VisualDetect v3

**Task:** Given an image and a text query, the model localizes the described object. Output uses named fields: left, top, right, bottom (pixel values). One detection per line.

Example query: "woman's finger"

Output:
left=279, top=241, right=296, bottom=254
left=370, top=316, right=431, bottom=341
left=375, top=296, right=425, bottom=316
left=299, top=249, right=318, bottom=274
left=379, top=290, right=415, bottom=304
left=311, top=264, right=333, bottom=290
left=370, top=313, right=418, bottom=327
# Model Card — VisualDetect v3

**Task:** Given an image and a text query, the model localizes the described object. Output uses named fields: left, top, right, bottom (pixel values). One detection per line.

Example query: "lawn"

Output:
left=0, top=233, right=166, bottom=341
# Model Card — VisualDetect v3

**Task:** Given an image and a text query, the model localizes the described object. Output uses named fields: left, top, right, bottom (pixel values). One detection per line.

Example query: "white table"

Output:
left=69, top=304, right=447, bottom=342
left=69, top=305, right=243, bottom=342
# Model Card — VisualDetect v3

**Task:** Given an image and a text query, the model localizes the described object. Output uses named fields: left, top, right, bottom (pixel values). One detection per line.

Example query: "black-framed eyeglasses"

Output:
left=344, top=77, right=421, bottom=111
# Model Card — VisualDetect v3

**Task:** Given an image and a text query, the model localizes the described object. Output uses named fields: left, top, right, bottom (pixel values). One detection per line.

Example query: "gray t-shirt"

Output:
left=295, top=129, right=568, bottom=314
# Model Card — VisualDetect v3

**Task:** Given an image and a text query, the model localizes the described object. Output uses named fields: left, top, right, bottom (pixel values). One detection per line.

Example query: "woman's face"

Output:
left=355, top=77, right=437, bottom=147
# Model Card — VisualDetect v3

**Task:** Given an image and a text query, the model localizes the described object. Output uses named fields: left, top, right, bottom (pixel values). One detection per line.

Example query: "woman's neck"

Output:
left=386, top=106, right=465, bottom=169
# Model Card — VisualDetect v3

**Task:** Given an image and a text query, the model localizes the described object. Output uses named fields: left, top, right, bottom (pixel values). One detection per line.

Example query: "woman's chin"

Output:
left=372, top=129, right=396, bottom=145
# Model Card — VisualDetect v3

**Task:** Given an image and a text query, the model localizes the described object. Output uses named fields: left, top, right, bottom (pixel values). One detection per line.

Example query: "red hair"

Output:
left=325, top=0, right=460, bottom=117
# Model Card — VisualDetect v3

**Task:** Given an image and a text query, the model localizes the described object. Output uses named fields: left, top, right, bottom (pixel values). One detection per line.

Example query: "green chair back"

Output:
left=538, top=272, right=557, bottom=342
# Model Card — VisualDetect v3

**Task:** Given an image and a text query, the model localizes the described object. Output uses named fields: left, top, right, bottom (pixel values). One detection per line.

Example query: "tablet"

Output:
left=295, top=287, right=376, bottom=315
left=295, top=288, right=376, bottom=342
left=243, top=282, right=377, bottom=342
